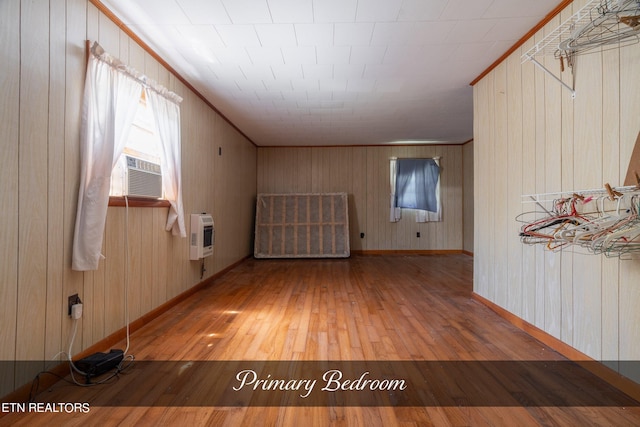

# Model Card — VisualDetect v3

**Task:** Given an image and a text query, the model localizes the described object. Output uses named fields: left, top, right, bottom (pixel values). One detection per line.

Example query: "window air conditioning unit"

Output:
left=124, top=155, right=162, bottom=199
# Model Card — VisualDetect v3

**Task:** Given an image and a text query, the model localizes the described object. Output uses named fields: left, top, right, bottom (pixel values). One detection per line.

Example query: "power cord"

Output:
left=27, top=318, right=135, bottom=402
left=28, top=354, right=135, bottom=402
left=27, top=196, right=138, bottom=403
left=123, top=195, right=131, bottom=356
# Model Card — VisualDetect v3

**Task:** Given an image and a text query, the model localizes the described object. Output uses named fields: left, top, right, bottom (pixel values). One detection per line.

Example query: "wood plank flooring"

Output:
left=2, top=254, right=640, bottom=426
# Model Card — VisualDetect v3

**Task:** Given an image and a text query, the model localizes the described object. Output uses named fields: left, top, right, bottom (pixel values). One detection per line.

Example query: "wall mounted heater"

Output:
left=125, top=155, right=162, bottom=199
left=190, top=214, right=214, bottom=260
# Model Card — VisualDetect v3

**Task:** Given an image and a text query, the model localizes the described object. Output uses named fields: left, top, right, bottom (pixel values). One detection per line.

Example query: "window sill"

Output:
left=109, top=196, right=170, bottom=208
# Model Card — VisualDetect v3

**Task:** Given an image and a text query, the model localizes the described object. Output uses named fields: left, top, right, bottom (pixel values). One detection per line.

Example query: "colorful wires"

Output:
left=518, top=189, right=640, bottom=259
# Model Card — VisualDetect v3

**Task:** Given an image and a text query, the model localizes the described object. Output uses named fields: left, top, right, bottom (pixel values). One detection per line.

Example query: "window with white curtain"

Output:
left=72, top=42, right=186, bottom=271
left=389, top=157, right=442, bottom=223
left=109, top=92, right=164, bottom=197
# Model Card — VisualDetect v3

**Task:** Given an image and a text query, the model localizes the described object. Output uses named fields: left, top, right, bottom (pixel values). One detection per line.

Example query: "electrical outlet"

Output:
left=68, top=294, right=82, bottom=316
left=71, top=303, right=83, bottom=320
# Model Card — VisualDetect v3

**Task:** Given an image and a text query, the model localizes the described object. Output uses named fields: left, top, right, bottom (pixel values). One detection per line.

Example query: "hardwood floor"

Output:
left=2, top=254, right=640, bottom=426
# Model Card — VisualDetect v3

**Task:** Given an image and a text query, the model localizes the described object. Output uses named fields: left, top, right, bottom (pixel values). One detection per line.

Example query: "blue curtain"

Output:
left=395, top=158, right=440, bottom=212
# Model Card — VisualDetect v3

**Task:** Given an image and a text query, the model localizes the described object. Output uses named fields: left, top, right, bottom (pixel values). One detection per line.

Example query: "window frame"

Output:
left=395, top=158, right=440, bottom=212
left=389, top=156, right=442, bottom=223
left=108, top=91, right=168, bottom=207
left=108, top=196, right=170, bottom=208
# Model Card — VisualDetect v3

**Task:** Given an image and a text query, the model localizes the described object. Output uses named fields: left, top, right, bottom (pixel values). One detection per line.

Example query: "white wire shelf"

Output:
left=522, top=184, right=640, bottom=205
left=521, top=0, right=640, bottom=98
left=522, top=0, right=612, bottom=60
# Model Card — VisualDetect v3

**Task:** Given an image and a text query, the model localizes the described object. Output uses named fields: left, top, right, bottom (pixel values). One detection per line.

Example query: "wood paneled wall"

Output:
left=463, top=141, right=474, bottom=253
left=0, top=0, right=256, bottom=396
left=256, top=145, right=464, bottom=252
left=473, top=0, right=640, bottom=381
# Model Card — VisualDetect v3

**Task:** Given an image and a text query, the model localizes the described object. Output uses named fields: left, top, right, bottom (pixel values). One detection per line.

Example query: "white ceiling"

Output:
left=99, top=0, right=561, bottom=146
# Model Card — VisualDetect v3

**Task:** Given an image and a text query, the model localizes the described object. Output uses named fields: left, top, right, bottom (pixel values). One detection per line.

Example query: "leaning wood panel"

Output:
left=493, top=62, right=509, bottom=310
left=619, top=39, right=640, bottom=374
left=473, top=79, right=490, bottom=298
left=68, top=0, right=90, bottom=354
left=542, top=17, right=563, bottom=341
left=559, top=2, right=576, bottom=349
left=601, top=42, right=621, bottom=363
left=519, top=37, right=537, bottom=326
left=254, top=193, right=350, bottom=258
left=572, top=40, right=604, bottom=360
left=17, top=0, right=49, bottom=372
left=505, top=51, right=523, bottom=318
left=533, top=27, right=546, bottom=331
left=44, top=0, right=67, bottom=363
left=0, top=0, right=20, bottom=397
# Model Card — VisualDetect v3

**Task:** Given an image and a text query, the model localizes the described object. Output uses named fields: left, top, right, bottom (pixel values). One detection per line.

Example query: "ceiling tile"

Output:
left=239, top=64, right=276, bottom=80
left=346, top=78, right=376, bottom=92
left=375, top=78, right=404, bottom=92
left=294, top=23, right=334, bottom=46
left=270, top=63, right=304, bottom=79
left=316, top=46, right=351, bottom=65
left=370, top=22, right=416, bottom=45
left=235, top=78, right=267, bottom=92
left=318, top=79, right=348, bottom=92
left=100, top=0, right=561, bottom=146
left=290, top=78, right=320, bottom=92
left=450, top=41, right=499, bottom=65
left=412, top=20, right=456, bottom=45
left=382, top=45, right=425, bottom=65
left=209, top=47, right=253, bottom=66
left=262, top=79, right=295, bottom=91
left=177, top=0, right=231, bottom=25
left=174, top=25, right=226, bottom=49
left=355, top=0, right=403, bottom=22
left=333, top=63, right=365, bottom=79
left=215, top=24, right=261, bottom=47
left=305, top=90, right=334, bottom=101
left=363, top=63, right=403, bottom=79
left=118, top=0, right=191, bottom=25
left=253, top=90, right=285, bottom=101
left=397, top=0, right=448, bottom=21
left=267, top=0, right=313, bottom=23
left=444, top=19, right=499, bottom=44
left=281, top=46, right=317, bottom=65
left=245, top=46, right=285, bottom=65
left=439, top=0, right=494, bottom=21
left=313, top=0, right=358, bottom=23
left=334, top=23, right=374, bottom=46
left=254, top=23, right=297, bottom=46
left=209, top=63, right=245, bottom=80
left=483, top=0, right=560, bottom=18
left=221, top=0, right=272, bottom=24
left=482, top=17, right=540, bottom=41
left=302, top=64, right=334, bottom=79
left=349, top=45, right=387, bottom=65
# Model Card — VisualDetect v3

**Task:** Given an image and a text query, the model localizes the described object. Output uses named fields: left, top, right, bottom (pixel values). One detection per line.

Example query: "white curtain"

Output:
left=146, top=89, right=186, bottom=237
left=72, top=46, right=142, bottom=271
left=389, top=157, right=402, bottom=222
left=416, top=157, right=442, bottom=222
left=72, top=42, right=185, bottom=270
